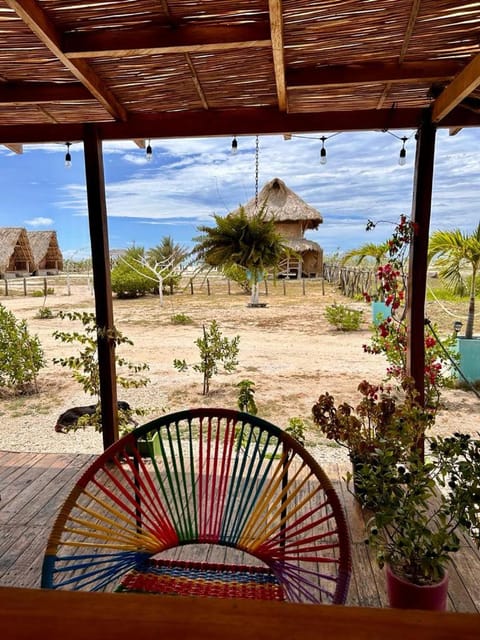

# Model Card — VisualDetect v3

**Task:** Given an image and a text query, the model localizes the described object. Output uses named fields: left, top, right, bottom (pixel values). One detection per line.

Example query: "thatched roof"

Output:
left=284, top=238, right=322, bottom=254
left=0, top=228, right=35, bottom=273
left=242, top=178, right=322, bottom=230
left=27, top=230, right=63, bottom=270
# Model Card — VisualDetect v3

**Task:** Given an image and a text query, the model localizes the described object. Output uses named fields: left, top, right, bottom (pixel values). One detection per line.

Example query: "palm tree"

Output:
left=193, top=204, right=285, bottom=305
left=342, top=241, right=390, bottom=301
left=428, top=223, right=480, bottom=339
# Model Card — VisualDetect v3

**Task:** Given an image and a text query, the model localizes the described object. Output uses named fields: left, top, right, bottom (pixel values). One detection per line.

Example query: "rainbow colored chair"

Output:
left=42, top=408, right=351, bottom=604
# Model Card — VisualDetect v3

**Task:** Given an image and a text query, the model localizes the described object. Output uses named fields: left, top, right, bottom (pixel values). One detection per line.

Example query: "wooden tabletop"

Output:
left=1, top=587, right=479, bottom=640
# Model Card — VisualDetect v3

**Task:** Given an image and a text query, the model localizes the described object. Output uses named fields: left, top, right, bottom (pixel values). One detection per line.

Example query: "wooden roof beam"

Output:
left=63, top=23, right=271, bottom=59
left=269, top=0, right=287, bottom=112
left=3, top=143, right=23, bottom=154
left=287, top=61, right=464, bottom=89
left=0, top=82, right=93, bottom=104
left=432, top=53, right=480, bottom=123
left=5, top=0, right=127, bottom=121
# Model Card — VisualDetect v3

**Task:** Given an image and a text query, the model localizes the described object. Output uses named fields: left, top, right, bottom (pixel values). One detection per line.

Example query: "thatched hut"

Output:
left=27, top=230, right=63, bottom=274
left=242, top=178, right=323, bottom=278
left=0, top=228, right=35, bottom=278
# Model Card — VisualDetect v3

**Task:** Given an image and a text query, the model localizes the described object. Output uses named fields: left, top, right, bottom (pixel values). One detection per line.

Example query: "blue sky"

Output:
left=0, top=127, right=478, bottom=260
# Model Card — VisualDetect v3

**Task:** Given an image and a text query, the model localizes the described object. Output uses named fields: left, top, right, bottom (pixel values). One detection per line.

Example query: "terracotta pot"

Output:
left=386, top=564, right=449, bottom=611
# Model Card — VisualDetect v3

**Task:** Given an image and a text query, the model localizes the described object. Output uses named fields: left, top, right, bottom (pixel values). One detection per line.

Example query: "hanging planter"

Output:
left=386, top=564, right=449, bottom=611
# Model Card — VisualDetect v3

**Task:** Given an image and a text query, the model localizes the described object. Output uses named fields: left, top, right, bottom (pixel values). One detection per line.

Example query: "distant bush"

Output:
left=31, top=288, right=54, bottom=297
left=325, top=303, right=363, bottom=331
left=111, top=247, right=153, bottom=298
left=171, top=313, right=193, bottom=325
left=35, top=307, right=54, bottom=319
left=0, top=303, right=45, bottom=394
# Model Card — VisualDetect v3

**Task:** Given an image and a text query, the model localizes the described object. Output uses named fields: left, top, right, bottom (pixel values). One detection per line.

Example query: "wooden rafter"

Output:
left=269, top=0, right=287, bottom=112
left=432, top=53, right=480, bottom=123
left=5, top=0, right=127, bottom=121
left=63, top=23, right=271, bottom=59
left=3, top=143, right=23, bottom=154
left=185, top=54, right=209, bottom=110
left=288, top=61, right=464, bottom=90
left=377, top=0, right=421, bottom=109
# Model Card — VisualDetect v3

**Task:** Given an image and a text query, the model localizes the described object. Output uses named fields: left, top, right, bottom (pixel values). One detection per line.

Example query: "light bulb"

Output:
left=65, top=143, right=72, bottom=168
left=146, top=140, right=152, bottom=161
left=320, top=147, right=327, bottom=165
left=231, top=137, right=238, bottom=155
left=398, top=148, right=406, bottom=166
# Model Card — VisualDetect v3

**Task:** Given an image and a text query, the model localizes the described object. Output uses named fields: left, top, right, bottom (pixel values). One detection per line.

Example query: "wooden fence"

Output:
left=0, top=273, right=93, bottom=298
left=322, top=263, right=375, bottom=299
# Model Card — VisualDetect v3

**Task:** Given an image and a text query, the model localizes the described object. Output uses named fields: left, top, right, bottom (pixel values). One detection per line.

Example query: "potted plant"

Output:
left=354, top=432, right=480, bottom=610
left=311, top=379, right=428, bottom=500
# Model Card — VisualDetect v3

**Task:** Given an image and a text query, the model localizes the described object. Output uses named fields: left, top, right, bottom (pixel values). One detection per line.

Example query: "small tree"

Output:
left=174, top=320, right=240, bottom=395
left=0, top=303, right=45, bottom=394
left=428, top=223, right=480, bottom=339
left=53, top=311, right=150, bottom=432
left=237, top=379, right=257, bottom=414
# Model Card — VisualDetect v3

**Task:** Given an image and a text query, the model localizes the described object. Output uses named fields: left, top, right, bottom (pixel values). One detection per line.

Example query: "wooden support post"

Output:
left=406, top=110, right=437, bottom=415
left=83, top=124, right=118, bottom=450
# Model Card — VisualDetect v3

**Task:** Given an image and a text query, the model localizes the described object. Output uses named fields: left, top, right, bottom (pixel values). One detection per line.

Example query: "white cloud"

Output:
left=24, top=216, right=54, bottom=226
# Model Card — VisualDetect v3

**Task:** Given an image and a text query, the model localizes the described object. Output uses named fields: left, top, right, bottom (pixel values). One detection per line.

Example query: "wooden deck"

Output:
left=1, top=450, right=479, bottom=612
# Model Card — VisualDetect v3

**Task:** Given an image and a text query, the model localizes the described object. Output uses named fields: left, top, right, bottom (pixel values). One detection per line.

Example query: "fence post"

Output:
left=4, top=279, right=8, bottom=296
left=44, top=277, right=48, bottom=297
left=322, top=277, right=325, bottom=295
left=23, top=277, right=27, bottom=296
left=227, top=279, right=231, bottom=295
left=207, top=278, right=211, bottom=296
left=283, top=279, right=286, bottom=295
left=264, top=279, right=268, bottom=296
left=190, top=278, right=194, bottom=295
left=302, top=278, right=306, bottom=295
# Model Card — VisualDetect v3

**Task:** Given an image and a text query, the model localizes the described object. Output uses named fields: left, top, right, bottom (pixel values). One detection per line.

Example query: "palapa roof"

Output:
left=0, top=227, right=35, bottom=272
left=242, top=178, right=322, bottom=231
left=0, top=1, right=479, bottom=148
left=27, top=230, right=63, bottom=269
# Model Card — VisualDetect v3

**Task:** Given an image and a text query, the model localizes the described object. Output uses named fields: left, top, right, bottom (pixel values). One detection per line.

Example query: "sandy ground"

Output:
left=1, top=279, right=479, bottom=458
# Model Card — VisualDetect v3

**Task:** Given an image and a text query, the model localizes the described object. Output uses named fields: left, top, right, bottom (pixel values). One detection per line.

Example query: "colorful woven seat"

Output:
left=42, top=408, right=351, bottom=604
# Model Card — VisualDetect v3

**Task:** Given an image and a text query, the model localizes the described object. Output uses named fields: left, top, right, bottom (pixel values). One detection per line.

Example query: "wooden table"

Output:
left=1, top=587, right=479, bottom=640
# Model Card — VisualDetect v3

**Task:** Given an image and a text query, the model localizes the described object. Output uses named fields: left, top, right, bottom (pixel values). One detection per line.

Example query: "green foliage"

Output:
left=173, top=320, right=240, bottom=395
left=285, top=417, right=306, bottom=446
left=111, top=247, right=153, bottom=298
left=236, top=379, right=257, bottom=415
left=32, top=288, right=54, bottom=297
left=171, top=313, right=193, bottom=325
left=428, top=223, right=480, bottom=338
left=52, top=311, right=150, bottom=431
left=355, top=432, right=480, bottom=586
left=0, top=303, right=45, bottom=394
left=222, top=264, right=251, bottom=294
left=324, top=303, right=363, bottom=330
left=35, top=307, right=54, bottom=319
left=193, top=204, right=285, bottom=304
left=147, top=236, right=189, bottom=294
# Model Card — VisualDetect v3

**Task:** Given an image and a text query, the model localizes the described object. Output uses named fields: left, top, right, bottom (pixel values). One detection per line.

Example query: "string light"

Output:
left=65, top=142, right=72, bottom=168
left=231, top=136, right=238, bottom=155
left=146, top=139, right=153, bottom=161
left=398, top=136, right=408, bottom=166
left=320, top=136, right=327, bottom=165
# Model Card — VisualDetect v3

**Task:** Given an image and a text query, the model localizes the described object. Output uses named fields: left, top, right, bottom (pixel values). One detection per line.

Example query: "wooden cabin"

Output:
left=242, top=178, right=323, bottom=278
left=0, top=228, right=35, bottom=278
left=28, top=230, right=63, bottom=274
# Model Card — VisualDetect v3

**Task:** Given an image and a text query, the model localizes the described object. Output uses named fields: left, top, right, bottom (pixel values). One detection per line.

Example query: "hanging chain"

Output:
left=255, top=134, right=259, bottom=210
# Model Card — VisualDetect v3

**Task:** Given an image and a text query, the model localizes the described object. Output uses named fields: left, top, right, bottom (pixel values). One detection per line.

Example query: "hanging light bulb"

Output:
left=320, top=136, right=327, bottom=165
left=146, top=139, right=153, bottom=161
left=398, top=137, right=407, bottom=166
left=65, top=142, right=72, bottom=168
left=231, top=136, right=238, bottom=155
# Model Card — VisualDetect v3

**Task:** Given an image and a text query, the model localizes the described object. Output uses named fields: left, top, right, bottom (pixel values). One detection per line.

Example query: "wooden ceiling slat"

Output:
left=4, top=0, right=127, bottom=121
left=432, top=52, right=480, bottom=122
left=0, top=82, right=93, bottom=104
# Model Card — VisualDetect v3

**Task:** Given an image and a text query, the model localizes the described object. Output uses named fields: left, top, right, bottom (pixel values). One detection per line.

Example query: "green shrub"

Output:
left=31, top=288, right=54, bottom=297
left=35, top=307, right=54, bottom=319
left=237, top=379, right=257, bottom=415
left=171, top=313, right=193, bottom=325
left=111, top=247, right=153, bottom=298
left=0, top=303, right=45, bottom=393
left=325, top=303, right=363, bottom=330
left=285, top=417, right=306, bottom=446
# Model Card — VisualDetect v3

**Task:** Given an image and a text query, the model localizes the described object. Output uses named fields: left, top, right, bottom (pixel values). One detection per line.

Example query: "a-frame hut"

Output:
left=0, top=228, right=35, bottom=278
left=242, top=178, right=323, bottom=278
left=28, top=230, right=63, bottom=274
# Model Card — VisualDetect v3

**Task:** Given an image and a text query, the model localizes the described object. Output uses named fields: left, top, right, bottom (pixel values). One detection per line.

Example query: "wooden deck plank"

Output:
left=0, top=451, right=479, bottom=613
